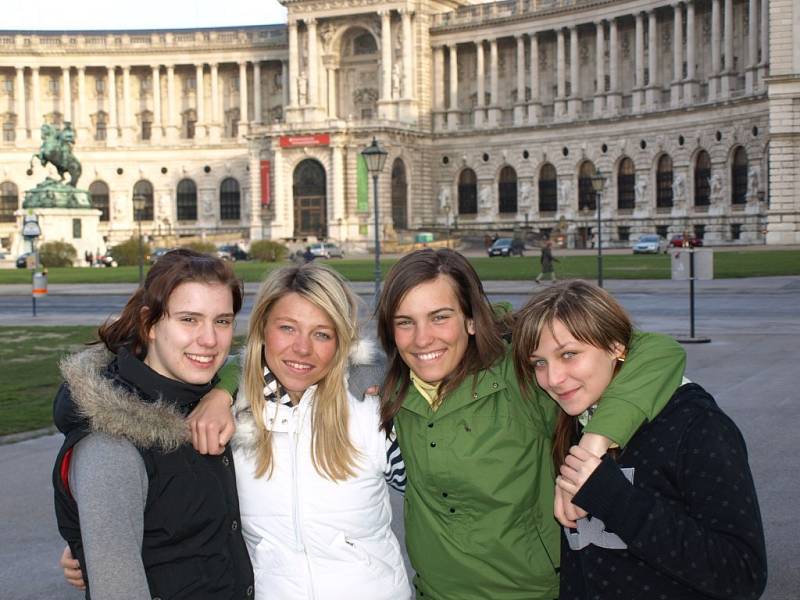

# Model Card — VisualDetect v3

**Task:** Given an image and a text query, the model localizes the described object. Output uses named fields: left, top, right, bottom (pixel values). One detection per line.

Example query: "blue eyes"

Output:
left=530, top=352, right=577, bottom=368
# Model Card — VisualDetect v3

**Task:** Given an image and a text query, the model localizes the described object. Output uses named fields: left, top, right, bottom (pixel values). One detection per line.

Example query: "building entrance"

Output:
left=293, top=159, right=327, bottom=238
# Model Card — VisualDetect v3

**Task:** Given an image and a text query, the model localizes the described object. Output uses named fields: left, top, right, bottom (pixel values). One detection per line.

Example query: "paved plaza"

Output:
left=1, top=276, right=798, bottom=599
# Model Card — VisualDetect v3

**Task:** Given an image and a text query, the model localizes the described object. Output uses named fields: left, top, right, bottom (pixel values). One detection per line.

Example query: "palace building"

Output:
left=1, top=0, right=798, bottom=255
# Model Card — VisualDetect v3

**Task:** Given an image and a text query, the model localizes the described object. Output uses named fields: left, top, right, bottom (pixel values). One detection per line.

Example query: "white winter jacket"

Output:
left=232, top=384, right=411, bottom=600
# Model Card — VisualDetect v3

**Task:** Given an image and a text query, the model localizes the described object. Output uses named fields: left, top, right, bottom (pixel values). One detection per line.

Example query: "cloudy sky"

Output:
left=2, top=0, right=287, bottom=30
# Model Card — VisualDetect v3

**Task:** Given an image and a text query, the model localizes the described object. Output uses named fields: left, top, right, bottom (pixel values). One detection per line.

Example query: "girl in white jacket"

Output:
left=231, top=264, right=410, bottom=600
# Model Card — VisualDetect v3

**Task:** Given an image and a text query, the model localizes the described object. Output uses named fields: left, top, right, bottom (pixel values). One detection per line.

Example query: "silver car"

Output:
left=632, top=235, right=668, bottom=254
left=308, top=242, right=345, bottom=259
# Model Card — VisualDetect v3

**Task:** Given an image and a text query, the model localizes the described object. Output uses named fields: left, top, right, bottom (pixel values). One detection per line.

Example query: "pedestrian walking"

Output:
left=536, top=240, right=558, bottom=283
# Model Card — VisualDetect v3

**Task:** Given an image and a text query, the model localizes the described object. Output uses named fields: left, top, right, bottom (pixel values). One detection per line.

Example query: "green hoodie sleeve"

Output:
left=215, top=354, right=243, bottom=397
left=583, top=331, right=685, bottom=447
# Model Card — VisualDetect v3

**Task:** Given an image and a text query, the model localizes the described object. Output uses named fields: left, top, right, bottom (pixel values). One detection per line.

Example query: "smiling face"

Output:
left=392, top=275, right=475, bottom=385
left=529, top=318, right=623, bottom=416
left=263, top=292, right=338, bottom=403
left=145, top=281, right=235, bottom=384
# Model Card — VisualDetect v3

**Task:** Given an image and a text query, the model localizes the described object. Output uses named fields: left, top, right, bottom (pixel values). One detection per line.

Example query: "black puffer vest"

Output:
left=53, top=346, right=254, bottom=599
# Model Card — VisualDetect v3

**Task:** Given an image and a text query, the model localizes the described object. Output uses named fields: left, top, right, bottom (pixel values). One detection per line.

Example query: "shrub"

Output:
left=181, top=240, right=217, bottom=255
left=250, top=240, right=288, bottom=262
left=39, top=241, right=77, bottom=267
left=110, top=237, right=153, bottom=266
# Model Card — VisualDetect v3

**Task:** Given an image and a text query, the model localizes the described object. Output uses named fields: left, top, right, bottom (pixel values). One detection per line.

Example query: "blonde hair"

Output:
left=242, top=264, right=361, bottom=481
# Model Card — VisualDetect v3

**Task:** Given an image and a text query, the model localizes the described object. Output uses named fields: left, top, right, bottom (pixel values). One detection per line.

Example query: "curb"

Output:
left=0, top=425, right=57, bottom=445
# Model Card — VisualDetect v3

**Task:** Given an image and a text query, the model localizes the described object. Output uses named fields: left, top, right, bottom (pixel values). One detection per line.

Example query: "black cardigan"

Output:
left=560, top=383, right=767, bottom=600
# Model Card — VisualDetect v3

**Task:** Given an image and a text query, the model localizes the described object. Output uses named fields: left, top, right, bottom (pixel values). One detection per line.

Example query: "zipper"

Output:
left=291, top=397, right=317, bottom=599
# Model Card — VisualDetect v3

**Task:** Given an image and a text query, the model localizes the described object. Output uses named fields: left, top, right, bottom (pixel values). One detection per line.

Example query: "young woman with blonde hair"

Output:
left=512, top=280, right=767, bottom=599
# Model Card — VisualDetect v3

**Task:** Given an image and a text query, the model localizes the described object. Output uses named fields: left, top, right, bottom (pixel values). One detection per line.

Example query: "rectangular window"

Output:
left=539, top=227, right=552, bottom=240
left=95, top=78, right=105, bottom=94
left=95, top=122, right=107, bottom=141
left=618, top=226, right=631, bottom=242
left=141, top=77, right=151, bottom=92
left=3, top=124, right=15, bottom=142
left=185, top=77, right=196, bottom=92
left=3, top=79, right=13, bottom=93
left=656, top=225, right=669, bottom=238
left=72, top=218, right=82, bottom=239
left=694, top=224, right=706, bottom=240
left=141, top=121, right=152, bottom=141
left=186, top=119, right=196, bottom=139
left=49, top=78, right=59, bottom=93
left=731, top=223, right=741, bottom=240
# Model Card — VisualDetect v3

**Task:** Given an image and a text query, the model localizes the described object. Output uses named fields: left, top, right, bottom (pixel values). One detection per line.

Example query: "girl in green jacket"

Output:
left=374, top=248, right=685, bottom=600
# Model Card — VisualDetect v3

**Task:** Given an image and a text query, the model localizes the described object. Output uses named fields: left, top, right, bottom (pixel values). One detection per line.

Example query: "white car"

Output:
left=632, top=235, right=668, bottom=254
left=308, top=242, right=345, bottom=259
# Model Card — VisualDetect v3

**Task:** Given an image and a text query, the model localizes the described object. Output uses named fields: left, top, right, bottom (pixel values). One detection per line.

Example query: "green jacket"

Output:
left=395, top=331, right=685, bottom=600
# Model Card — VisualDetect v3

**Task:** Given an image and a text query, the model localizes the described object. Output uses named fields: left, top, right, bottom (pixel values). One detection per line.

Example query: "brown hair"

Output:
left=511, top=280, right=632, bottom=469
left=97, top=248, right=243, bottom=357
left=242, top=263, right=361, bottom=481
left=375, top=248, right=506, bottom=431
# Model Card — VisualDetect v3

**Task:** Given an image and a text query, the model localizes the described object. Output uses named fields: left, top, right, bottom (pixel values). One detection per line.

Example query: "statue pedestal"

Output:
left=14, top=207, right=104, bottom=265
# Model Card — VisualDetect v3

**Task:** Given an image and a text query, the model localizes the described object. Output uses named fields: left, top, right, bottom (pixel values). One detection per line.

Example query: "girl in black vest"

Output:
left=53, top=249, right=254, bottom=600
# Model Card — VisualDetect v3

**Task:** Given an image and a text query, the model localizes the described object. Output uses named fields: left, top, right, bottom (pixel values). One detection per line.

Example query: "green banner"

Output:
left=357, top=154, right=368, bottom=213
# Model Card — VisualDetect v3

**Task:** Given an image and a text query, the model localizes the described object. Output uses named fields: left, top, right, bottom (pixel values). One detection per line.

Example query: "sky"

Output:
left=2, top=0, right=287, bottom=30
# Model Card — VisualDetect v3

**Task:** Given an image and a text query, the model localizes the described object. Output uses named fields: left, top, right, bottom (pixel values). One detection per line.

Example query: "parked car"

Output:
left=16, top=252, right=33, bottom=268
left=632, top=234, right=668, bottom=254
left=308, top=242, right=344, bottom=259
left=149, top=247, right=172, bottom=264
left=487, top=237, right=524, bottom=257
left=669, top=234, right=704, bottom=248
left=217, top=244, right=249, bottom=261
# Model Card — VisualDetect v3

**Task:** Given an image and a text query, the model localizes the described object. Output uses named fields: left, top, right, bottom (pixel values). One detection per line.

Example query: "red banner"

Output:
left=279, top=133, right=330, bottom=148
left=260, top=160, right=270, bottom=207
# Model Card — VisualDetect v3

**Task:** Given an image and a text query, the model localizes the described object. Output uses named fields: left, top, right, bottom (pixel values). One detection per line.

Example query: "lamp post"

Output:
left=590, top=170, right=606, bottom=288
left=132, top=192, right=146, bottom=286
left=361, top=137, right=388, bottom=300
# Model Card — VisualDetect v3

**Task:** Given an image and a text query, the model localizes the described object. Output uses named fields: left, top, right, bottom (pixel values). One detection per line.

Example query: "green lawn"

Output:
left=0, top=327, right=246, bottom=436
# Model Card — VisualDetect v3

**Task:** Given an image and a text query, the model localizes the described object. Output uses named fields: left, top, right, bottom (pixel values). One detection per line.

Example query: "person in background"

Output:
left=513, top=280, right=767, bottom=600
left=536, top=240, right=558, bottom=283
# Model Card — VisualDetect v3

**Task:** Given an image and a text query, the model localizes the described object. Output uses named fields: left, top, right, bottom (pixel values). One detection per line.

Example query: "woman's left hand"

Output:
left=556, top=445, right=603, bottom=496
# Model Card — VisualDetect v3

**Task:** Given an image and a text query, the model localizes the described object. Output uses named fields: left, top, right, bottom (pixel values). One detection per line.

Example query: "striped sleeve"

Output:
left=384, top=426, right=406, bottom=493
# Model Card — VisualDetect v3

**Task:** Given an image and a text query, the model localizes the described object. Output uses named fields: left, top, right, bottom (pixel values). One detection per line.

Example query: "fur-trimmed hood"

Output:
left=58, top=346, right=191, bottom=452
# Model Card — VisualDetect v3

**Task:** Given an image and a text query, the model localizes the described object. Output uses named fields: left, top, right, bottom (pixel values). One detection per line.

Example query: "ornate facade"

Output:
left=1, top=0, right=798, bottom=254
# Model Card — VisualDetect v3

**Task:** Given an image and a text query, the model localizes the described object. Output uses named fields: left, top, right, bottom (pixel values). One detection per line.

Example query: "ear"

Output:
left=611, top=341, right=627, bottom=362
left=466, top=319, right=476, bottom=336
left=142, top=307, right=156, bottom=343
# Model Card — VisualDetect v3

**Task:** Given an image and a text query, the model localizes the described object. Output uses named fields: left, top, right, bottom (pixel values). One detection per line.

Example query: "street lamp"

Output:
left=132, top=192, right=146, bottom=286
left=590, top=169, right=606, bottom=288
left=361, top=137, right=388, bottom=299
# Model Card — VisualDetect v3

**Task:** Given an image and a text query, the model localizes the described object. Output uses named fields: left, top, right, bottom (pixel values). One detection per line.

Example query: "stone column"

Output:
left=433, top=45, right=445, bottom=130
left=281, top=60, right=289, bottom=109
left=331, top=143, right=345, bottom=228
left=645, top=10, right=659, bottom=108
left=31, top=67, right=40, bottom=128
left=288, top=19, right=299, bottom=107
left=745, top=0, right=758, bottom=92
left=594, top=21, right=606, bottom=116
left=15, top=67, right=26, bottom=142
left=151, top=65, right=162, bottom=141
left=528, top=33, right=541, bottom=124
left=210, top=63, right=221, bottom=141
left=306, top=18, right=318, bottom=107
left=720, top=0, right=733, bottom=96
left=758, top=0, right=768, bottom=84
left=401, top=9, right=413, bottom=100
left=555, top=29, right=566, bottom=117
left=514, top=35, right=526, bottom=125
left=62, top=67, right=72, bottom=124
left=475, top=40, right=485, bottom=127
left=106, top=66, right=118, bottom=143
left=683, top=1, right=698, bottom=102
left=166, top=65, right=178, bottom=139
left=76, top=67, right=86, bottom=138
left=253, top=62, right=262, bottom=124
left=709, top=0, right=721, bottom=100
left=568, top=26, right=580, bottom=116
left=488, top=38, right=500, bottom=126
left=326, top=65, right=337, bottom=118
left=633, top=12, right=645, bottom=112
left=195, top=64, right=206, bottom=135
left=380, top=10, right=392, bottom=102
left=447, top=44, right=459, bottom=130
left=239, top=61, right=249, bottom=135
left=607, top=19, right=620, bottom=113
left=121, top=66, right=133, bottom=142
left=671, top=4, right=683, bottom=107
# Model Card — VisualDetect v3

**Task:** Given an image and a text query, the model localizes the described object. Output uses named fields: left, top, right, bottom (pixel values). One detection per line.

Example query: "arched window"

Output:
left=219, top=178, right=241, bottom=221
left=656, top=155, right=673, bottom=208
left=498, top=166, right=518, bottom=213
left=89, top=180, right=110, bottom=221
left=731, top=146, right=748, bottom=205
left=538, top=163, right=557, bottom=212
left=353, top=32, right=378, bottom=55
left=0, top=181, right=18, bottom=222
left=617, top=157, right=635, bottom=209
left=694, top=151, right=711, bottom=207
left=390, top=159, right=408, bottom=230
left=292, top=159, right=327, bottom=237
left=578, top=161, right=596, bottom=211
left=177, top=179, right=198, bottom=221
left=458, top=169, right=477, bottom=215
left=132, top=180, right=154, bottom=221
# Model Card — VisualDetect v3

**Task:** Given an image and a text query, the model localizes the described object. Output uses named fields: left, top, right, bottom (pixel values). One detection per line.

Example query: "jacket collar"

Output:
left=59, top=345, right=214, bottom=451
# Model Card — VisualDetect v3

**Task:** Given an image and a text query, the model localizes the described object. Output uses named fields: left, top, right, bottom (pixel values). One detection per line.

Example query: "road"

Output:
left=1, top=277, right=798, bottom=599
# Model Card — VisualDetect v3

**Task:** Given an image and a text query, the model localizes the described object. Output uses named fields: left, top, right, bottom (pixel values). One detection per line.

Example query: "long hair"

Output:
left=242, top=263, right=360, bottom=481
left=97, top=248, right=243, bottom=357
left=511, top=280, right=632, bottom=469
left=375, top=248, right=506, bottom=431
